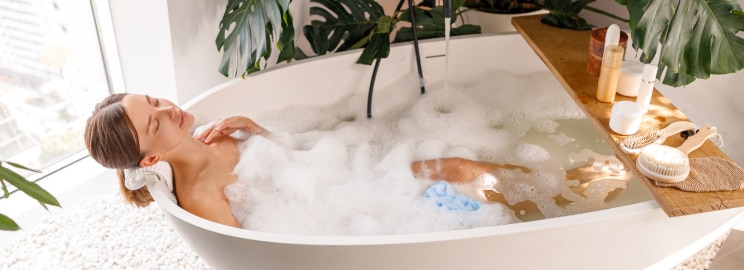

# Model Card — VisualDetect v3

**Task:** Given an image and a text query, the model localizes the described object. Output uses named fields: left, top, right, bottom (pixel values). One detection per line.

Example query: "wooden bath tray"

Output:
left=511, top=15, right=744, bottom=217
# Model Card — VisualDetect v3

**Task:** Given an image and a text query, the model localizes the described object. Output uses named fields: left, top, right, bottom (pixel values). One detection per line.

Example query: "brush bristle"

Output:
left=621, top=128, right=664, bottom=150
left=637, top=145, right=689, bottom=176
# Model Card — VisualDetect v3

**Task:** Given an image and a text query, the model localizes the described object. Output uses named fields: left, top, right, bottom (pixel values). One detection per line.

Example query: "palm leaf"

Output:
left=0, top=213, right=20, bottom=231
left=216, top=0, right=294, bottom=78
left=0, top=165, right=60, bottom=209
left=302, top=0, right=387, bottom=58
left=4, top=161, right=42, bottom=173
left=394, top=0, right=481, bottom=43
left=624, top=0, right=744, bottom=86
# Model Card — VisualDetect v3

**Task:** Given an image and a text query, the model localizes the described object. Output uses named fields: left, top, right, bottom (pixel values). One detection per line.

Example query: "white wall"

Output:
left=165, top=0, right=228, bottom=105
left=107, top=0, right=179, bottom=102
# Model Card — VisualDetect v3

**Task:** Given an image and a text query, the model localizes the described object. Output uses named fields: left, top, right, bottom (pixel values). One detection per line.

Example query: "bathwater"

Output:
left=224, top=69, right=645, bottom=235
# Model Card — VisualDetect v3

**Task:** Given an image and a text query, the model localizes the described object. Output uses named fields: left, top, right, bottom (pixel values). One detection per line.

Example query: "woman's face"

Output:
left=121, top=94, right=195, bottom=159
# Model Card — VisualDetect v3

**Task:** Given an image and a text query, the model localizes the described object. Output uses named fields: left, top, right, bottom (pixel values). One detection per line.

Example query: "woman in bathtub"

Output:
left=84, top=93, right=532, bottom=228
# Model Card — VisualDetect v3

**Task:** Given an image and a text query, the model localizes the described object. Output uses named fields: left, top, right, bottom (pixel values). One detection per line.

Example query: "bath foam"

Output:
left=548, top=132, right=576, bottom=146
left=226, top=69, right=625, bottom=235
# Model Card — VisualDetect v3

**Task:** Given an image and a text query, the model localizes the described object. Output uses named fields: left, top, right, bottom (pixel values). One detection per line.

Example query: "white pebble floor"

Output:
left=0, top=194, right=211, bottom=270
left=0, top=193, right=729, bottom=269
left=671, top=232, right=729, bottom=270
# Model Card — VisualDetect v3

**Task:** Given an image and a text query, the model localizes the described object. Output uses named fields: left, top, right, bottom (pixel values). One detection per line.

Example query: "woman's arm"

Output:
left=195, top=116, right=269, bottom=144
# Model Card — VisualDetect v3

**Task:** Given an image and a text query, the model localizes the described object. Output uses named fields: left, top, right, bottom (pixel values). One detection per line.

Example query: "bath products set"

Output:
left=590, top=24, right=659, bottom=137
left=587, top=26, right=739, bottom=188
left=590, top=24, right=687, bottom=181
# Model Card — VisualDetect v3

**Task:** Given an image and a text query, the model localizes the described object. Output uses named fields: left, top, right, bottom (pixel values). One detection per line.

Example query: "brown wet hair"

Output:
left=84, top=93, right=153, bottom=207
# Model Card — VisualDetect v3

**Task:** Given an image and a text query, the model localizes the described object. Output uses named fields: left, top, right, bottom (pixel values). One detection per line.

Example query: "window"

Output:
left=0, top=0, right=111, bottom=178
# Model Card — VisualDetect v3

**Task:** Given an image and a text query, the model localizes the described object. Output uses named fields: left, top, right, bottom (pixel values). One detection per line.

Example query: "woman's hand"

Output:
left=195, top=116, right=268, bottom=144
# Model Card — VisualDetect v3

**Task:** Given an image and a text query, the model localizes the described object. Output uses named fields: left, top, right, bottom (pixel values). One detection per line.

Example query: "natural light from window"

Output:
left=0, top=0, right=110, bottom=177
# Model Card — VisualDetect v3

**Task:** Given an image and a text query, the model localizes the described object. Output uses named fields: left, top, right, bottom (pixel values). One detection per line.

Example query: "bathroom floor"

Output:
left=706, top=230, right=744, bottom=269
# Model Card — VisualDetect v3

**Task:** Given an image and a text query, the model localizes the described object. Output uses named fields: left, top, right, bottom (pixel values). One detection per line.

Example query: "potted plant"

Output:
left=215, top=0, right=744, bottom=88
left=0, top=161, right=60, bottom=231
left=463, top=0, right=543, bottom=14
left=215, top=0, right=480, bottom=78
left=460, top=0, right=548, bottom=33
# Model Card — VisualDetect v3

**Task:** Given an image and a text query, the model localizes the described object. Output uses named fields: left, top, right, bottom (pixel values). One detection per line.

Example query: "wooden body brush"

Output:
left=636, top=126, right=718, bottom=183
left=620, top=121, right=698, bottom=154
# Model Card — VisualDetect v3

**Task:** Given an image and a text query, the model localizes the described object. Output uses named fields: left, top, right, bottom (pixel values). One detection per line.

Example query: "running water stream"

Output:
left=444, top=19, right=451, bottom=89
left=443, top=0, right=452, bottom=89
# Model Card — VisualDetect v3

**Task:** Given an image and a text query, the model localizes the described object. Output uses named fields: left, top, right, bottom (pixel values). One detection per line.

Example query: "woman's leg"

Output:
left=412, top=157, right=628, bottom=219
left=412, top=157, right=536, bottom=215
left=411, top=157, right=530, bottom=183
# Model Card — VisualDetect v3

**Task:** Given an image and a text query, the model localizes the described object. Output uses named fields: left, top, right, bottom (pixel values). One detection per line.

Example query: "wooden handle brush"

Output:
left=635, top=126, right=718, bottom=184
left=620, top=121, right=698, bottom=154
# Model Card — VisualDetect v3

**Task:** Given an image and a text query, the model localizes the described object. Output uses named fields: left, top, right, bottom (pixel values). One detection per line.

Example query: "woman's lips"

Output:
left=179, top=109, right=185, bottom=127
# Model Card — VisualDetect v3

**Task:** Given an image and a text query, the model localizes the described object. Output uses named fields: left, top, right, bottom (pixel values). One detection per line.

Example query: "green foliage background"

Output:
left=215, top=0, right=744, bottom=87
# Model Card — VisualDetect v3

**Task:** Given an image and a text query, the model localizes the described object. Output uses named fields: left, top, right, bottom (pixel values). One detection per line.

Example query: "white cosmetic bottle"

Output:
left=636, top=64, right=658, bottom=113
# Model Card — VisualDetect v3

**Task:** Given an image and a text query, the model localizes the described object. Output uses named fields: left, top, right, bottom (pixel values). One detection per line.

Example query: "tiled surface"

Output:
left=710, top=230, right=744, bottom=270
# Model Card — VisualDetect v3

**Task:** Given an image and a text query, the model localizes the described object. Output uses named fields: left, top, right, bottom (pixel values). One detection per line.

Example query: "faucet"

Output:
left=367, top=0, right=452, bottom=118
left=444, top=0, right=452, bottom=19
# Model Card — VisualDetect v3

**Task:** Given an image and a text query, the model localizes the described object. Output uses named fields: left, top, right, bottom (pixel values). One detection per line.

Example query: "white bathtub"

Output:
left=148, top=33, right=744, bottom=270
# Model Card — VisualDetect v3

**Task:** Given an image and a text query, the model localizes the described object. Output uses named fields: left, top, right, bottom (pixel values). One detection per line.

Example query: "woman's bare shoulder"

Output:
left=178, top=187, right=239, bottom=227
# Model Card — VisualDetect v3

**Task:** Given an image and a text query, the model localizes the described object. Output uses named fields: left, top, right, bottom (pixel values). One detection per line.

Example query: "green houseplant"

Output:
left=0, top=161, right=61, bottom=231
left=463, top=0, right=543, bottom=14
left=215, top=0, right=744, bottom=88
left=459, top=0, right=548, bottom=33
left=215, top=0, right=480, bottom=77
left=620, top=0, right=744, bottom=86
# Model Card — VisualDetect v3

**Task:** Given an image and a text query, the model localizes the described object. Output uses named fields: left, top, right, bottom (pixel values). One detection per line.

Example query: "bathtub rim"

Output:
left=149, top=186, right=662, bottom=246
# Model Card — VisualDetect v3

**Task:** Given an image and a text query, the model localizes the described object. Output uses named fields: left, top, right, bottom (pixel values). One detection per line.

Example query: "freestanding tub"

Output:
left=147, top=33, right=744, bottom=270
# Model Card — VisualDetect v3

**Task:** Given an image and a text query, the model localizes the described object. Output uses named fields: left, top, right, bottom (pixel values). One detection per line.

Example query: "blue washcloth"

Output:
left=424, top=181, right=480, bottom=211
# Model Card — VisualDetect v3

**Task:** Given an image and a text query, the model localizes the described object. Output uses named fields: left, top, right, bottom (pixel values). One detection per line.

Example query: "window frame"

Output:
left=1, top=0, right=124, bottom=190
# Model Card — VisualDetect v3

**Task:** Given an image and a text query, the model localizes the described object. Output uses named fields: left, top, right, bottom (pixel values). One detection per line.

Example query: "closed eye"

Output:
left=155, top=98, right=160, bottom=132
left=154, top=99, right=160, bottom=132
left=146, top=95, right=162, bottom=134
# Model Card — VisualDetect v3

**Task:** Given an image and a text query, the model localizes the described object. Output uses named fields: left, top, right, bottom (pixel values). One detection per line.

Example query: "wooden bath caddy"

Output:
left=511, top=15, right=744, bottom=217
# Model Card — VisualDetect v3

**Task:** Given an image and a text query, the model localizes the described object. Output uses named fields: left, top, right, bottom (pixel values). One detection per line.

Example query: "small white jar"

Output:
left=609, top=101, right=643, bottom=135
left=616, top=60, right=644, bottom=97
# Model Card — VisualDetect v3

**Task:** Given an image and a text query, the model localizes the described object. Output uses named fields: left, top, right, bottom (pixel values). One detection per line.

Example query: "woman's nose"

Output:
left=156, top=105, right=178, bottom=119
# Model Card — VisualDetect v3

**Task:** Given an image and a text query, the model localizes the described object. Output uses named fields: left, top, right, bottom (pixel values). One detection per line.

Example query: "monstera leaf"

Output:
left=216, top=0, right=295, bottom=78
left=540, top=0, right=595, bottom=30
left=394, top=0, right=481, bottom=43
left=301, top=0, right=392, bottom=64
left=622, top=0, right=744, bottom=87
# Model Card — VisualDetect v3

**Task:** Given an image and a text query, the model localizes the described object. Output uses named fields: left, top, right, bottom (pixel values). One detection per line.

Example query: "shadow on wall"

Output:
left=656, top=74, right=744, bottom=166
